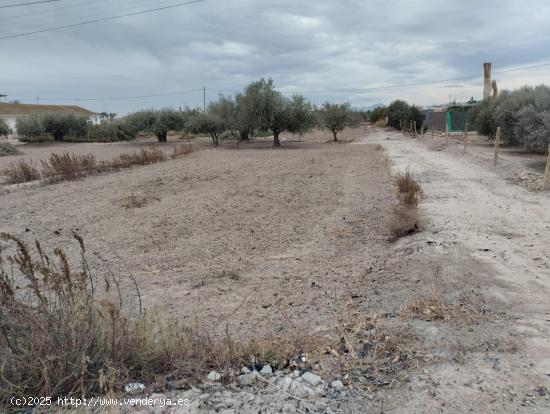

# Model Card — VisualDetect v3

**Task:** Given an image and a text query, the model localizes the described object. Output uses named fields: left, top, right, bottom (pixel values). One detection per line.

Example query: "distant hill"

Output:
left=356, top=103, right=385, bottom=111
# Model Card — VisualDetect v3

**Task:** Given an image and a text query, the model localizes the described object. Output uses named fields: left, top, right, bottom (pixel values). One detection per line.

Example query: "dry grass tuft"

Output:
left=41, top=152, right=97, bottom=182
left=395, top=170, right=423, bottom=207
left=171, top=143, right=194, bottom=159
left=1, top=160, right=41, bottom=184
left=0, top=143, right=21, bottom=157
left=178, top=132, right=196, bottom=141
left=122, top=194, right=151, bottom=209
left=400, top=280, right=445, bottom=321
left=400, top=279, right=483, bottom=324
left=389, top=170, right=423, bottom=240
left=1, top=148, right=170, bottom=185
left=110, top=148, right=166, bottom=168
left=389, top=206, right=420, bottom=239
left=326, top=309, right=425, bottom=387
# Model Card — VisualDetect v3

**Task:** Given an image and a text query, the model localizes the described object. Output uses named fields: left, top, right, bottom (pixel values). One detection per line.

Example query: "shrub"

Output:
left=15, top=115, right=46, bottom=140
left=387, top=100, right=424, bottom=132
left=387, top=100, right=411, bottom=129
left=1, top=160, right=41, bottom=183
left=368, top=106, right=388, bottom=123
left=390, top=170, right=423, bottom=240
left=0, top=119, right=11, bottom=137
left=469, top=85, right=550, bottom=152
left=41, top=152, right=97, bottom=181
left=395, top=170, right=423, bottom=207
left=319, top=102, right=359, bottom=141
left=110, top=148, right=166, bottom=168
left=0, top=142, right=20, bottom=157
left=515, top=105, right=550, bottom=153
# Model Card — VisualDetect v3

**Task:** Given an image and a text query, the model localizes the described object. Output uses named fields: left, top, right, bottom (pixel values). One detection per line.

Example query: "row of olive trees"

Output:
left=469, top=85, right=550, bottom=153
left=123, top=79, right=360, bottom=147
left=13, top=79, right=361, bottom=146
left=15, top=113, right=135, bottom=143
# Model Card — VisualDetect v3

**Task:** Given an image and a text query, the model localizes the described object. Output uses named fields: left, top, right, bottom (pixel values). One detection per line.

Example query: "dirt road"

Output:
left=362, top=126, right=550, bottom=413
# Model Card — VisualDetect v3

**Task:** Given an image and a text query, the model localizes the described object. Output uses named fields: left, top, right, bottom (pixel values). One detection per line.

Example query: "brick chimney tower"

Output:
left=483, top=63, right=492, bottom=99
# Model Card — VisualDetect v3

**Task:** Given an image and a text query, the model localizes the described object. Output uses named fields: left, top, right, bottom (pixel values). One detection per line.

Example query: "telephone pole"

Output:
left=203, top=86, right=206, bottom=112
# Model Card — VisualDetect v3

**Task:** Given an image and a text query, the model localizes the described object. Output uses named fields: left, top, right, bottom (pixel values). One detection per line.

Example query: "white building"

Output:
left=0, top=102, right=99, bottom=136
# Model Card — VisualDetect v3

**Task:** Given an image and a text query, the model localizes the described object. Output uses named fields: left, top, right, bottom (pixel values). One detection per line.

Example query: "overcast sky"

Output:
left=1, top=0, right=549, bottom=114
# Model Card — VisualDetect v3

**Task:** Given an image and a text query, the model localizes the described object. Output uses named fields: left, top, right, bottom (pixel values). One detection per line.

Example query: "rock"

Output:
left=238, top=371, right=260, bottom=386
left=260, top=365, right=273, bottom=376
left=276, top=376, right=293, bottom=392
left=207, top=371, right=222, bottom=382
left=289, top=380, right=309, bottom=398
left=302, top=372, right=323, bottom=387
left=331, top=380, right=344, bottom=391
left=124, top=382, right=145, bottom=395
left=315, top=385, right=326, bottom=396
left=241, top=367, right=251, bottom=374
left=292, top=370, right=301, bottom=378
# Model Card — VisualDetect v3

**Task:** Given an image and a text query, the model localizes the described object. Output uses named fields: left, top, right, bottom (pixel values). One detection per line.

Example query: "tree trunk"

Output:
left=273, top=131, right=281, bottom=147
left=332, top=129, right=338, bottom=142
left=211, top=134, right=219, bottom=146
left=240, top=130, right=249, bottom=141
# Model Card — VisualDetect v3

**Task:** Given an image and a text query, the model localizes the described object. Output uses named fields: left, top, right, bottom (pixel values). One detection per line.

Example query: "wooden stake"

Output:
left=431, top=123, right=434, bottom=140
left=413, top=121, right=417, bottom=137
left=464, top=122, right=469, bottom=153
left=493, top=126, right=501, bottom=165
left=445, top=122, right=449, bottom=144
left=543, top=148, right=550, bottom=190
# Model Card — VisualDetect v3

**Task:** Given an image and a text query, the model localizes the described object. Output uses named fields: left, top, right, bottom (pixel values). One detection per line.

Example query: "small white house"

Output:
left=0, top=102, right=100, bottom=136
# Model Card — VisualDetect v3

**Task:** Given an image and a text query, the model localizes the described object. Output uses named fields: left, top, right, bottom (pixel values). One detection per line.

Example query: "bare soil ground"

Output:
left=2, top=127, right=550, bottom=413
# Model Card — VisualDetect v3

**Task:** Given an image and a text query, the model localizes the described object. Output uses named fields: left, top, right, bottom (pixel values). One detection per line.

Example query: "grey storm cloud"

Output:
left=1, top=0, right=549, bottom=114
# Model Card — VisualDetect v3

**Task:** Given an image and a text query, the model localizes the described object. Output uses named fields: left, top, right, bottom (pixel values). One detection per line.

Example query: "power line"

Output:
left=0, top=0, right=141, bottom=25
left=207, top=62, right=550, bottom=95
left=18, top=88, right=204, bottom=102
left=0, top=0, right=61, bottom=9
left=0, top=0, right=207, bottom=40
left=14, top=62, right=550, bottom=103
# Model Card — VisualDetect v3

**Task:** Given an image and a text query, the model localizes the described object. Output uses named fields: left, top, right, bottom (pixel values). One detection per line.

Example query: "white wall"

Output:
left=0, top=116, right=17, bottom=130
left=0, top=116, right=17, bottom=136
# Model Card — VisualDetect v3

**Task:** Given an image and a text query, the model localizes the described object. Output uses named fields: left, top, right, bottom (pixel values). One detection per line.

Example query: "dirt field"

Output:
left=1, top=127, right=550, bottom=413
left=0, top=129, right=396, bottom=338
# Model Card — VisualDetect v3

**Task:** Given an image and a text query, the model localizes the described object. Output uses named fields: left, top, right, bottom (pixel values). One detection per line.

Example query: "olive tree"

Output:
left=208, top=96, right=238, bottom=137
left=41, top=112, right=88, bottom=141
left=319, top=102, right=359, bottom=141
left=16, top=113, right=88, bottom=141
left=16, top=115, right=44, bottom=139
left=125, top=109, right=185, bottom=142
left=0, top=119, right=11, bottom=137
left=238, top=79, right=315, bottom=147
left=186, top=112, right=224, bottom=146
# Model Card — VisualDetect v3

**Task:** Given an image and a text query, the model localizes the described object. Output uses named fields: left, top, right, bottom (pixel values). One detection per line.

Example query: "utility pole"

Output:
left=203, top=86, right=206, bottom=112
